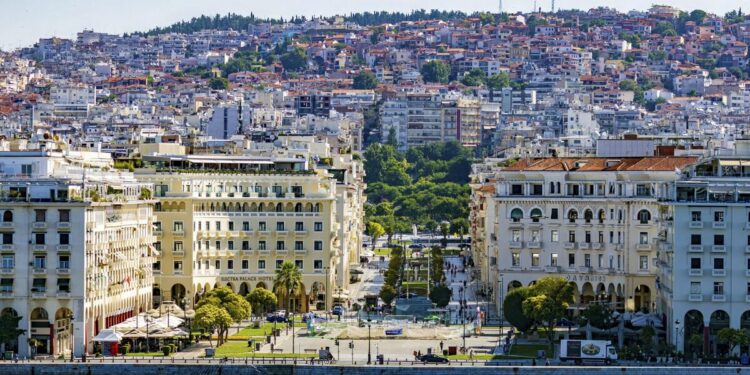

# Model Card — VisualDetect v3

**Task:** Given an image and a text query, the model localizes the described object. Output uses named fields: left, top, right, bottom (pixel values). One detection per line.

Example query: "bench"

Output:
left=271, top=348, right=284, bottom=353
left=303, top=349, right=317, bottom=354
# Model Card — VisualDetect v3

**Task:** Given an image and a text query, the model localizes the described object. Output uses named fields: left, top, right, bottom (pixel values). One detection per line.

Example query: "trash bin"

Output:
left=266, top=335, right=271, bottom=344
left=448, top=346, right=457, bottom=355
left=205, top=348, right=215, bottom=358
left=377, top=354, right=384, bottom=364
left=255, top=342, right=261, bottom=351
left=248, top=339, right=254, bottom=348
left=537, top=350, right=546, bottom=359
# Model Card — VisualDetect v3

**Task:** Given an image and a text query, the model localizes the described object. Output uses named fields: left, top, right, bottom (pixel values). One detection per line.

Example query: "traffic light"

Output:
left=349, top=341, right=354, bottom=349
left=335, top=339, right=339, bottom=346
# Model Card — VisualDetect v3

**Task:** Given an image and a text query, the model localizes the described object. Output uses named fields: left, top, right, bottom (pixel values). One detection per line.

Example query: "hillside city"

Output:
left=1, top=3, right=750, bottom=370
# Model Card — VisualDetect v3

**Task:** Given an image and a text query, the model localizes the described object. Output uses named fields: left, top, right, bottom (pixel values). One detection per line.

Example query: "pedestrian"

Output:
left=532, top=358, right=536, bottom=366
left=545, top=359, right=550, bottom=366
left=439, top=341, right=444, bottom=352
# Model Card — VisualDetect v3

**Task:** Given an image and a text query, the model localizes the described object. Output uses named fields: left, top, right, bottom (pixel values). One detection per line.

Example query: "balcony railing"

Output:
left=688, top=294, right=703, bottom=302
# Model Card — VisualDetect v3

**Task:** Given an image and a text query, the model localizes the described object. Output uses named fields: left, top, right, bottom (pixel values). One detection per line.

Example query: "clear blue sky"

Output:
left=0, top=0, right=740, bottom=50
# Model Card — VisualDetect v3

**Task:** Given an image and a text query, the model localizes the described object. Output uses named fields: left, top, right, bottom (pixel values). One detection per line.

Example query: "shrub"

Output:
left=162, top=346, right=171, bottom=356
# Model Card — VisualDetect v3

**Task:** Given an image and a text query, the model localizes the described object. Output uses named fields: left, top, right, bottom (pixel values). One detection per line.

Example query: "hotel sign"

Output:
left=565, top=274, right=607, bottom=283
left=220, top=276, right=274, bottom=282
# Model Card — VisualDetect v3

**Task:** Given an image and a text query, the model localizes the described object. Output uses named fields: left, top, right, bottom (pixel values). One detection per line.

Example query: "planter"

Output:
left=205, top=348, right=215, bottom=357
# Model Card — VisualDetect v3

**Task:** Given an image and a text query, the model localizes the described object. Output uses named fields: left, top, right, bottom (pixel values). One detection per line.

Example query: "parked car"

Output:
left=266, top=311, right=288, bottom=323
left=418, top=354, right=449, bottom=363
left=331, top=305, right=345, bottom=316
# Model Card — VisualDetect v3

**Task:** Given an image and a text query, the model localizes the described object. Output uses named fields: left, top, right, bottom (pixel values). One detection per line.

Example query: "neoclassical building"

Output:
left=0, top=149, right=155, bottom=357
left=135, top=152, right=364, bottom=314
left=474, top=156, right=697, bottom=317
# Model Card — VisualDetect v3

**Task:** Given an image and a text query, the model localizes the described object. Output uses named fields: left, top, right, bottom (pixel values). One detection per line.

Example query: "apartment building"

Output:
left=473, top=156, right=697, bottom=319
left=0, top=148, right=155, bottom=358
left=135, top=153, right=361, bottom=314
left=660, top=141, right=750, bottom=354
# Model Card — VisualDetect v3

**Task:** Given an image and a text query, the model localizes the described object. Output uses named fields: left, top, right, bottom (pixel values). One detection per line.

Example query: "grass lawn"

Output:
left=213, top=341, right=315, bottom=358
left=509, top=344, right=550, bottom=358
left=125, top=352, right=172, bottom=357
left=229, top=322, right=276, bottom=339
left=374, top=248, right=392, bottom=256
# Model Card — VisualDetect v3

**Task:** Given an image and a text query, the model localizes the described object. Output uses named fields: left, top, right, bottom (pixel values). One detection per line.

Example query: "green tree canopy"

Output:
left=197, top=286, right=252, bottom=344
left=379, top=284, right=397, bottom=305
left=208, top=77, right=229, bottom=90
left=522, top=277, right=575, bottom=345
left=421, top=60, right=450, bottom=83
left=280, top=47, right=308, bottom=71
left=193, top=304, right=233, bottom=347
left=0, top=313, right=24, bottom=352
left=246, top=287, right=278, bottom=315
left=273, top=261, right=303, bottom=313
left=487, top=72, right=511, bottom=90
left=429, top=284, right=452, bottom=307
left=366, top=221, right=385, bottom=246
left=353, top=70, right=379, bottom=89
left=460, top=68, right=487, bottom=87
left=504, top=287, right=534, bottom=333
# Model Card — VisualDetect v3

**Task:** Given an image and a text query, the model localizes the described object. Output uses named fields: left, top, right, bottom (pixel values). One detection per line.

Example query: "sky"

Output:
left=0, top=0, right=742, bottom=50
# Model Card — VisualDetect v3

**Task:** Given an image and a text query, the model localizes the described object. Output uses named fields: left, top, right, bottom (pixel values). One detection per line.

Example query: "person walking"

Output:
left=439, top=341, right=444, bottom=352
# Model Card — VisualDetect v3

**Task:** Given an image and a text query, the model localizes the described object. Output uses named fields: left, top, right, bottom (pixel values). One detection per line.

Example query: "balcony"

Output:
left=712, top=269, right=726, bottom=277
left=57, top=245, right=71, bottom=252
left=0, top=291, right=12, bottom=298
left=172, top=250, right=185, bottom=257
left=688, top=294, right=703, bottom=302
left=0, top=222, right=13, bottom=230
left=688, top=245, right=703, bottom=253
left=579, top=266, right=591, bottom=272
left=295, top=248, right=307, bottom=253
left=527, top=241, right=541, bottom=249
left=592, top=243, right=602, bottom=250
left=712, top=222, right=726, bottom=229
left=578, top=243, right=591, bottom=250
left=173, top=230, right=185, bottom=237
left=275, top=249, right=288, bottom=254
left=31, top=291, right=47, bottom=299
left=294, top=229, right=308, bottom=236
left=276, top=230, right=288, bottom=235
left=637, top=244, right=652, bottom=252
left=32, top=244, right=47, bottom=252
left=33, top=268, right=47, bottom=274
left=32, top=222, right=47, bottom=230
left=257, top=230, right=270, bottom=237
left=689, top=269, right=703, bottom=276
left=241, top=230, right=253, bottom=237
left=689, top=221, right=703, bottom=229
left=173, top=270, right=184, bottom=275
left=712, top=245, right=726, bottom=253
left=56, top=268, right=70, bottom=275
left=545, top=266, right=560, bottom=272
left=56, top=292, right=71, bottom=298
left=153, top=229, right=163, bottom=236
left=57, top=222, right=71, bottom=230
left=508, top=241, right=523, bottom=249
left=564, top=242, right=576, bottom=250
left=712, top=294, right=726, bottom=302
left=0, top=268, right=13, bottom=274
left=0, top=245, right=14, bottom=251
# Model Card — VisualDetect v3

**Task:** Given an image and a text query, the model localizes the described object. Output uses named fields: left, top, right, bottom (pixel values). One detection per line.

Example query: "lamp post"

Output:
left=674, top=320, right=683, bottom=353
left=289, top=287, right=295, bottom=356
left=498, top=277, right=504, bottom=350
left=367, top=315, right=372, bottom=364
left=462, top=280, right=467, bottom=352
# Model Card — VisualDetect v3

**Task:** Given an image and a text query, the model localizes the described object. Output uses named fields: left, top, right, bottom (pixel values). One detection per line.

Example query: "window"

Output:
left=512, top=230, right=521, bottom=242
left=551, top=230, right=559, bottom=242
left=174, top=242, right=183, bottom=252
left=568, top=253, right=575, bottom=266
left=567, top=210, right=578, bottom=223
left=314, top=222, right=323, bottom=231
left=32, top=278, right=46, bottom=293
left=598, top=254, right=603, bottom=268
left=57, top=278, right=70, bottom=293
left=639, top=256, right=648, bottom=270
left=2, top=233, right=13, bottom=245
left=259, top=241, right=266, bottom=250
left=691, top=282, right=701, bottom=294
left=242, top=241, right=250, bottom=250
left=550, top=208, right=559, bottom=220
left=638, top=210, right=651, bottom=224
left=510, top=208, right=523, bottom=222
left=510, top=184, right=523, bottom=195
left=58, top=255, right=69, bottom=269
left=714, top=282, right=724, bottom=295
left=511, top=253, right=520, bottom=266
left=0, top=278, right=11, bottom=293
left=532, top=184, right=543, bottom=195
left=530, top=208, right=543, bottom=222
left=598, top=231, right=604, bottom=243
left=242, top=260, right=249, bottom=270
left=275, top=260, right=283, bottom=269
left=173, top=261, right=183, bottom=271
left=568, top=231, right=576, bottom=243
left=584, top=210, right=593, bottom=223
left=276, top=222, right=285, bottom=231
left=259, top=222, right=267, bottom=231
left=276, top=241, right=285, bottom=250
left=639, top=232, right=648, bottom=245
left=295, top=260, right=304, bottom=269
left=35, top=233, right=45, bottom=245
left=2, top=210, right=12, bottom=222
left=713, top=258, right=724, bottom=270
left=550, top=253, right=558, bottom=266
left=34, top=255, right=46, bottom=269
left=691, top=258, right=701, bottom=269
left=214, top=260, right=219, bottom=269
left=295, top=222, right=304, bottom=231
left=295, top=241, right=304, bottom=250
left=215, top=222, right=221, bottom=231
left=227, top=260, right=234, bottom=269
left=584, top=254, right=591, bottom=267
left=314, top=260, right=323, bottom=269
left=691, top=211, right=701, bottom=222
left=258, top=260, right=266, bottom=270
left=531, top=253, right=540, bottom=267
left=714, top=234, right=724, bottom=246
left=228, top=222, right=234, bottom=231
left=747, top=282, right=750, bottom=296
left=531, top=230, right=540, bottom=242
left=314, top=241, right=323, bottom=251
left=58, top=209, right=70, bottom=223
left=691, top=234, right=702, bottom=245
left=153, top=261, right=160, bottom=271
left=173, top=221, right=184, bottom=232
left=1, top=255, right=13, bottom=269
left=585, top=231, right=591, bottom=243
left=154, top=222, right=162, bottom=231
left=714, top=211, right=724, bottom=222
left=228, top=241, right=234, bottom=250
left=243, top=222, right=250, bottom=231
left=35, top=209, right=46, bottom=222
left=59, top=233, right=69, bottom=245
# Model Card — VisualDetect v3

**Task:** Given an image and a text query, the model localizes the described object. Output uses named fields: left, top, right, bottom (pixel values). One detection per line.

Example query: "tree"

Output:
left=273, top=261, right=303, bottom=314
left=460, top=68, right=487, bottom=87
left=687, top=334, right=704, bottom=358
left=429, top=246, right=444, bottom=285
left=280, top=47, right=308, bottom=71
left=0, top=313, right=24, bottom=353
left=639, top=325, right=656, bottom=355
left=353, top=70, right=378, bottom=89
left=208, top=77, right=229, bottom=90
left=717, top=328, right=749, bottom=355
left=429, top=284, right=452, bottom=307
left=421, top=60, right=450, bottom=83
left=194, top=304, right=233, bottom=347
left=522, top=277, right=575, bottom=346
left=379, top=284, right=397, bottom=305
left=246, top=288, right=277, bottom=316
left=386, top=127, right=398, bottom=148
left=581, top=303, right=617, bottom=329
left=439, top=221, right=450, bottom=247
left=197, top=286, right=251, bottom=344
left=504, top=287, right=534, bottom=333
left=487, top=72, right=511, bottom=90
left=619, top=79, right=638, bottom=91
left=366, top=221, right=385, bottom=247
left=450, top=218, right=469, bottom=241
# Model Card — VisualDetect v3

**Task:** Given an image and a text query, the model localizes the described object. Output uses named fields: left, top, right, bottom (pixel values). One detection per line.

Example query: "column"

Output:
left=703, top=319, right=711, bottom=354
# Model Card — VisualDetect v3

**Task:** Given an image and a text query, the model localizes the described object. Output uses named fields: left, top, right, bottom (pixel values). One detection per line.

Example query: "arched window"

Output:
left=530, top=208, right=543, bottom=222
left=2, top=210, right=11, bottom=222
left=568, top=209, right=578, bottom=223
left=275, top=203, right=283, bottom=212
left=598, top=209, right=606, bottom=224
left=510, top=208, right=523, bottom=223
left=584, top=209, right=593, bottom=223
left=295, top=203, right=302, bottom=212
left=549, top=182, right=555, bottom=194
left=638, top=209, right=651, bottom=224
left=313, top=203, right=321, bottom=212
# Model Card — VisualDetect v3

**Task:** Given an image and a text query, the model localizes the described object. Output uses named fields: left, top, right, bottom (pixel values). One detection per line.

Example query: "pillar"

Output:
left=703, top=322, right=710, bottom=354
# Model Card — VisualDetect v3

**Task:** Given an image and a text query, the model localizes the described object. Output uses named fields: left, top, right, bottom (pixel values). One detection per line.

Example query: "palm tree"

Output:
left=274, top=261, right=303, bottom=315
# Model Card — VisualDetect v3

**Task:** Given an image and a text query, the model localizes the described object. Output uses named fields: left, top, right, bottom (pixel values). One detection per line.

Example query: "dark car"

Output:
left=331, top=305, right=345, bottom=316
left=266, top=313, right=288, bottom=323
left=418, top=354, right=449, bottom=363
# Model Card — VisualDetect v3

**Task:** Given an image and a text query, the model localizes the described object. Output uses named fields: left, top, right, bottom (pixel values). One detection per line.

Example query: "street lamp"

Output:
left=289, top=287, right=295, bottom=356
left=367, top=315, right=372, bottom=364
left=462, top=280, right=467, bottom=352
left=674, top=320, right=683, bottom=352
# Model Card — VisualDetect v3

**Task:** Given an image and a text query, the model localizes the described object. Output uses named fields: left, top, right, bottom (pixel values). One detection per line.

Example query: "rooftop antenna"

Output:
left=552, top=0, right=556, bottom=13
left=499, top=0, right=503, bottom=14
left=533, top=0, right=537, bottom=13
